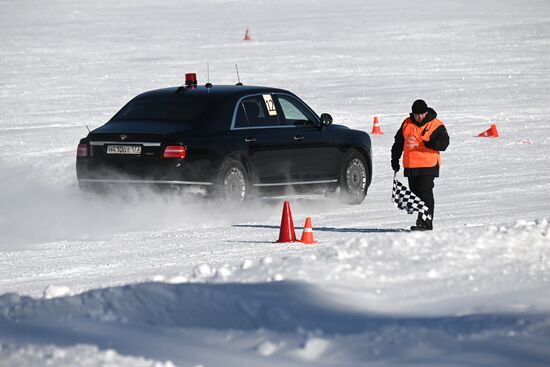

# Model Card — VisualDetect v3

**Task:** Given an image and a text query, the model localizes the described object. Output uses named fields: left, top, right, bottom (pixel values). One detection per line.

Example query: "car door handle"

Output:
left=244, top=137, right=256, bottom=142
left=293, top=135, right=304, bottom=141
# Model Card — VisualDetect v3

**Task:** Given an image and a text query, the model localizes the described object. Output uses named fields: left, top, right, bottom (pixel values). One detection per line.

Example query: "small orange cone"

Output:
left=244, top=29, right=252, bottom=41
left=276, top=201, right=296, bottom=243
left=299, top=217, right=317, bottom=244
left=489, top=124, right=499, bottom=137
left=478, top=124, right=499, bottom=138
left=371, top=116, right=383, bottom=135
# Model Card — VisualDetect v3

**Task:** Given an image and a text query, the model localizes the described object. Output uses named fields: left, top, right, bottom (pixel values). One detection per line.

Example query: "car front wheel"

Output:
left=216, top=158, right=250, bottom=202
left=339, top=150, right=368, bottom=205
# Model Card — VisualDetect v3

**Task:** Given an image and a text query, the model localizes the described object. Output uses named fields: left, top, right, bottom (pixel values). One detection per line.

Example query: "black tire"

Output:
left=215, top=158, right=250, bottom=202
left=339, top=150, right=369, bottom=205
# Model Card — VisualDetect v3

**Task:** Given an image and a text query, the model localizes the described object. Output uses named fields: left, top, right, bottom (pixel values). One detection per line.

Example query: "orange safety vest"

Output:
left=402, top=117, right=443, bottom=168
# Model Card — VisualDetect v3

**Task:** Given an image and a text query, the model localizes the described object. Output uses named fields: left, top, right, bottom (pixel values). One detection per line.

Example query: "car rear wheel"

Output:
left=339, top=150, right=368, bottom=205
left=216, top=158, right=250, bottom=202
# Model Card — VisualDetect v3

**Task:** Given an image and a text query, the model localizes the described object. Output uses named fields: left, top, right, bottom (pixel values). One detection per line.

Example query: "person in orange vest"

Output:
left=391, top=99, right=450, bottom=231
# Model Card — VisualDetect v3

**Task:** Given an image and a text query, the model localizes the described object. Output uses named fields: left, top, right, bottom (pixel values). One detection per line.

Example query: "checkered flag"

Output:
left=392, top=177, right=432, bottom=221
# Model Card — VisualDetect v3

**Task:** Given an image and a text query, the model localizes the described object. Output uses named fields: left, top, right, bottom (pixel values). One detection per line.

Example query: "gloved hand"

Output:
left=391, top=159, right=400, bottom=172
left=424, top=139, right=437, bottom=149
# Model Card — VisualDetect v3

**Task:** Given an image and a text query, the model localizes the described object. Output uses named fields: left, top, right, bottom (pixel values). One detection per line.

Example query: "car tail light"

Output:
left=77, top=143, right=88, bottom=157
left=163, top=145, right=186, bottom=159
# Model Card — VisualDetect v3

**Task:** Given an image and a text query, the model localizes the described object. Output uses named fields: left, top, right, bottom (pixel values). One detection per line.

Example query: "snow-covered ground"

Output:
left=1, top=0, right=550, bottom=366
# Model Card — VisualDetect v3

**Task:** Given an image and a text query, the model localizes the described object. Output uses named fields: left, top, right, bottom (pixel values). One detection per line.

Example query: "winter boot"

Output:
left=410, top=217, right=433, bottom=231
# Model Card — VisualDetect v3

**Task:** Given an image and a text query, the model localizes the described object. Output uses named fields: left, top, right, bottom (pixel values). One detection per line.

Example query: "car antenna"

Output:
left=235, top=64, right=243, bottom=86
left=85, top=124, right=90, bottom=134
left=205, top=62, right=212, bottom=89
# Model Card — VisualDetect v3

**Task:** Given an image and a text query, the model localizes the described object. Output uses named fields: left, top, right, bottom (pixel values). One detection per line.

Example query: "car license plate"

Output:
left=106, top=145, right=142, bottom=155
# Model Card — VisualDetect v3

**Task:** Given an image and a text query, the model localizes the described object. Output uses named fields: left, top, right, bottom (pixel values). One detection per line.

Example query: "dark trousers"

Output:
left=408, top=175, right=435, bottom=224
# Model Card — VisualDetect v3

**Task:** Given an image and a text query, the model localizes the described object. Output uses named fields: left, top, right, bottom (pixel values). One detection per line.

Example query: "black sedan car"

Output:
left=76, top=76, right=372, bottom=203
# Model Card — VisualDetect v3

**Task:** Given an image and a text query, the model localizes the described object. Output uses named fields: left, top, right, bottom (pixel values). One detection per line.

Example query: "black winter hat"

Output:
left=411, top=99, right=428, bottom=114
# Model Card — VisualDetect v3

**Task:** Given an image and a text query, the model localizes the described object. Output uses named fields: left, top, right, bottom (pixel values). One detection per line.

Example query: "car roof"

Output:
left=136, top=85, right=293, bottom=100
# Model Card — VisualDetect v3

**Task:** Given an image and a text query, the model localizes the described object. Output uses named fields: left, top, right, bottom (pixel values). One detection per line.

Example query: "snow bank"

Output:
left=1, top=219, right=549, bottom=366
left=0, top=343, right=175, bottom=367
left=1, top=278, right=549, bottom=366
left=163, top=218, right=550, bottom=314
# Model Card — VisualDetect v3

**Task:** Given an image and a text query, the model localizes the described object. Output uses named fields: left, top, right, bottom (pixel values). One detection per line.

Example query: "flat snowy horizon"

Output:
left=1, top=0, right=549, bottom=366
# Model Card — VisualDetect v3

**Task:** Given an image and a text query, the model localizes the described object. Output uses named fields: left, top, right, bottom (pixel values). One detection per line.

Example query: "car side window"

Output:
left=276, top=95, right=317, bottom=126
left=234, top=95, right=280, bottom=129
left=235, top=102, right=249, bottom=128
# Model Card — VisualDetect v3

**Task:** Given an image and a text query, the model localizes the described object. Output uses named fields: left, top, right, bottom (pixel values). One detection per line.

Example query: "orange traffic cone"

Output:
left=299, top=217, right=317, bottom=244
left=371, top=116, right=383, bottom=135
left=244, top=29, right=252, bottom=41
left=478, top=124, right=499, bottom=138
left=276, top=201, right=296, bottom=243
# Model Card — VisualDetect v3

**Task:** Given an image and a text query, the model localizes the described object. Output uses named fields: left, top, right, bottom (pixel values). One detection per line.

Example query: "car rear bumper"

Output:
left=76, top=152, right=218, bottom=188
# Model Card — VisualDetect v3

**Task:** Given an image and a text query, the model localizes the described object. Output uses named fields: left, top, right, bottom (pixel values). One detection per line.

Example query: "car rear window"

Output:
left=112, top=100, right=209, bottom=122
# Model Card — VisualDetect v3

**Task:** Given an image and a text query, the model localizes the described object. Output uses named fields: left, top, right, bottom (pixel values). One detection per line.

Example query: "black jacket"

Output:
left=391, top=108, right=450, bottom=177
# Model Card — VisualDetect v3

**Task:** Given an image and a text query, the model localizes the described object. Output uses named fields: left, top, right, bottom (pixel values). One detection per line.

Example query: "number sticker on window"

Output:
left=263, top=95, right=277, bottom=116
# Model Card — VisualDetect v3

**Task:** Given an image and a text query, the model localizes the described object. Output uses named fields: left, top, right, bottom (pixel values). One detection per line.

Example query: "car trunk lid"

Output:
left=86, top=121, right=194, bottom=174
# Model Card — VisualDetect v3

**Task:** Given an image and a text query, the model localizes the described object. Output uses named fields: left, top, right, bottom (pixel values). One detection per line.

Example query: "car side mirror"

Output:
left=319, top=113, right=333, bottom=127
